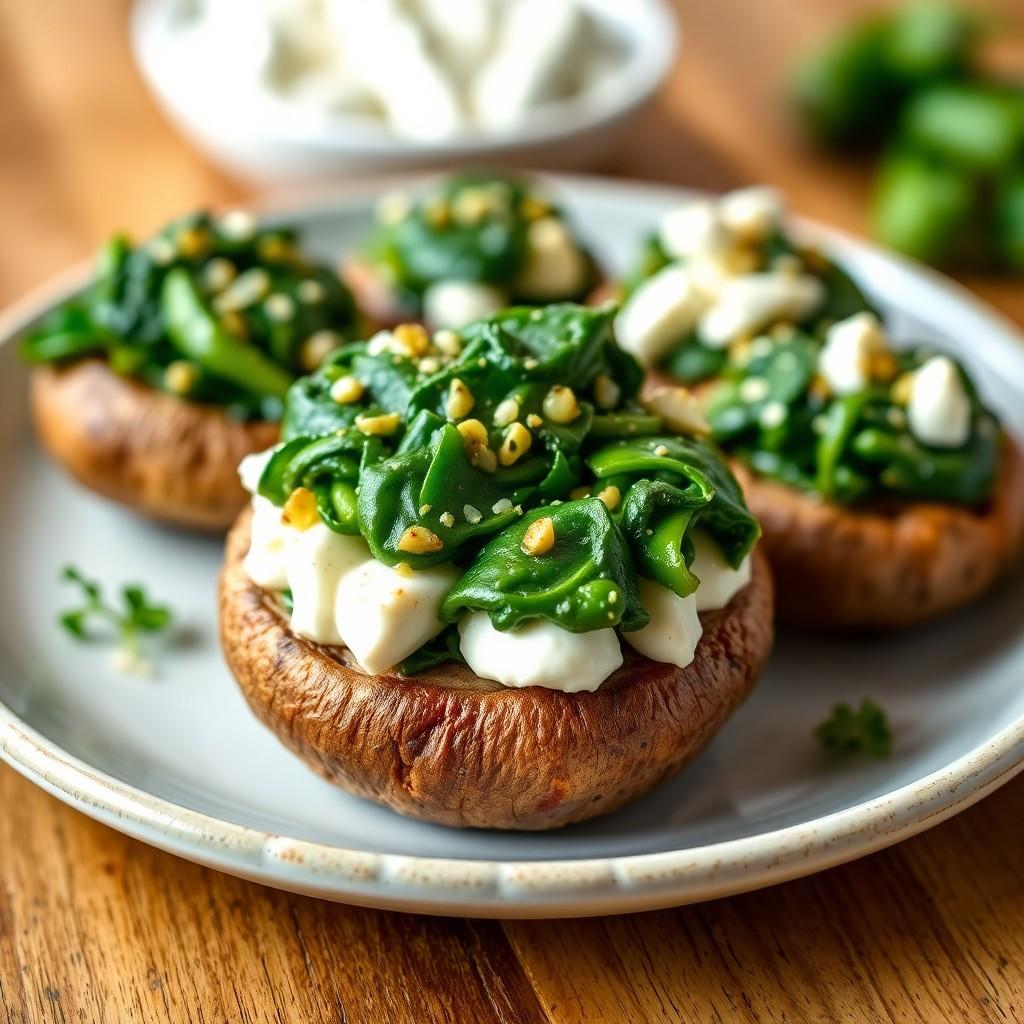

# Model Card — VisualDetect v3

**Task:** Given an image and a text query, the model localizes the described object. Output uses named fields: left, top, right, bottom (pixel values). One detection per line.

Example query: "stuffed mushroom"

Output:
left=346, top=173, right=601, bottom=332
left=702, top=310, right=1024, bottom=627
left=219, top=304, right=773, bottom=829
left=23, top=211, right=362, bottom=530
left=615, top=186, right=875, bottom=384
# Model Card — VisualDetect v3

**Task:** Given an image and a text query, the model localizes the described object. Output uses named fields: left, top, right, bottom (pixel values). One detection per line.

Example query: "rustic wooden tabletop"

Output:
left=2, top=1, right=1023, bottom=1021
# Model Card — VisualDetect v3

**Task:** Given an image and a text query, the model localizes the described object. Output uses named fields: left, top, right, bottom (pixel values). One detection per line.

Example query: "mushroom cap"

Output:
left=734, top=433, right=1024, bottom=629
left=31, top=359, right=278, bottom=531
left=219, top=508, right=775, bottom=830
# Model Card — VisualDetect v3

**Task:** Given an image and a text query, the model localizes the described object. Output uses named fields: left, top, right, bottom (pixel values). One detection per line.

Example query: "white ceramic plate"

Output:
left=2, top=177, right=1023, bottom=919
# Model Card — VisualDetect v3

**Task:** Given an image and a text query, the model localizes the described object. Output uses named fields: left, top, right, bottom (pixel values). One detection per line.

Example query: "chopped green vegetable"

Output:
left=21, top=211, right=360, bottom=419
left=258, top=302, right=760, bottom=669
left=359, top=172, right=597, bottom=310
left=815, top=699, right=892, bottom=758
left=58, top=566, right=173, bottom=675
left=705, top=330, right=999, bottom=505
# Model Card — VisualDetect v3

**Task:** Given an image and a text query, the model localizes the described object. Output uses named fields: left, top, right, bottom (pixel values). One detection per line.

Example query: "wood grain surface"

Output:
left=2, top=1, right=1023, bottom=1021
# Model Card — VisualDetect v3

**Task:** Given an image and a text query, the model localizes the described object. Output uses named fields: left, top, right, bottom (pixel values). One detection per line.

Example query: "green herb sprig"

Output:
left=58, top=566, right=173, bottom=675
left=815, top=699, right=892, bottom=759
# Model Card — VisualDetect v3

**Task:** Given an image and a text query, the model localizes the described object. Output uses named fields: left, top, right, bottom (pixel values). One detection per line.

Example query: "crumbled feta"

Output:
left=614, top=266, right=704, bottom=366
left=513, top=217, right=587, bottom=299
left=690, top=532, right=751, bottom=612
left=718, top=186, right=783, bottom=243
left=458, top=612, right=622, bottom=692
left=659, top=201, right=730, bottom=261
left=335, top=560, right=459, bottom=674
left=623, top=579, right=703, bottom=668
left=698, top=273, right=824, bottom=349
left=907, top=356, right=971, bottom=448
left=422, top=280, right=506, bottom=331
left=243, top=495, right=295, bottom=591
left=473, top=0, right=586, bottom=130
left=286, top=525, right=371, bottom=647
left=818, top=312, right=886, bottom=396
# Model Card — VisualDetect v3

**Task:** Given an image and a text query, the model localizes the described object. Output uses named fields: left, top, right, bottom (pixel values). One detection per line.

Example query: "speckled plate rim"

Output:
left=1, top=175, right=1023, bottom=919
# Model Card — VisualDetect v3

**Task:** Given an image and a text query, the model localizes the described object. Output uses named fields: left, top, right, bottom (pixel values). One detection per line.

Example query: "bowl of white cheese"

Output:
left=131, top=0, right=679, bottom=185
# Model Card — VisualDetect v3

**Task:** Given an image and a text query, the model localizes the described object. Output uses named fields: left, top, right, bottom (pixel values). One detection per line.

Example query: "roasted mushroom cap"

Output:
left=219, top=508, right=774, bottom=831
left=31, top=359, right=279, bottom=531
left=733, top=434, right=1024, bottom=629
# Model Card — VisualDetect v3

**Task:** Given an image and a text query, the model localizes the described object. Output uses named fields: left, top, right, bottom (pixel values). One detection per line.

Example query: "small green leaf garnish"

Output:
left=815, top=699, right=892, bottom=759
left=58, top=566, right=173, bottom=675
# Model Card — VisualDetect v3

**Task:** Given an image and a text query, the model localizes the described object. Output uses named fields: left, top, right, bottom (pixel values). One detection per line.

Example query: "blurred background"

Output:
left=2, top=0, right=1022, bottom=314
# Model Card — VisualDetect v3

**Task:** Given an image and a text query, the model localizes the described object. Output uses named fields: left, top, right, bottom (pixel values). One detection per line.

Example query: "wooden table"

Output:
left=2, top=2, right=1023, bottom=1020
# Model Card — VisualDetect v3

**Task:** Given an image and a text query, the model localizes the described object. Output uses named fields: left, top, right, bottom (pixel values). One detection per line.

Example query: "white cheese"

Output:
left=458, top=612, right=622, bottom=692
left=513, top=217, right=588, bottom=300
left=818, top=312, right=886, bottom=396
left=907, top=355, right=971, bottom=449
left=237, top=446, right=277, bottom=495
left=244, top=495, right=296, bottom=591
left=718, top=186, right=783, bottom=243
left=327, top=0, right=464, bottom=142
left=698, top=273, right=824, bottom=349
left=335, top=560, right=459, bottom=675
left=411, top=0, right=498, bottom=83
left=614, top=265, right=704, bottom=366
left=624, top=579, right=703, bottom=668
left=286, top=525, right=371, bottom=647
left=659, top=201, right=730, bottom=261
left=690, top=532, right=752, bottom=612
left=422, top=280, right=507, bottom=331
left=473, top=0, right=586, bottom=130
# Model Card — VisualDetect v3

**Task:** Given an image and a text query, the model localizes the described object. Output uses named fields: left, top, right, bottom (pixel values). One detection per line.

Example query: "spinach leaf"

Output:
left=441, top=499, right=648, bottom=633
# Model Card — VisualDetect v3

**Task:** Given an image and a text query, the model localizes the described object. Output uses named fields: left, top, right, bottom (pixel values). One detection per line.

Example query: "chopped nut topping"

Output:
left=281, top=487, right=318, bottom=531
left=471, top=445, right=497, bottom=473
left=520, top=195, right=551, bottom=222
left=329, top=374, right=364, bottom=404
left=418, top=503, right=432, bottom=517
left=521, top=517, right=555, bottom=556
left=891, top=372, right=915, bottom=406
left=423, top=197, right=451, bottom=229
left=265, top=293, right=295, bottom=322
left=594, top=373, right=621, bottom=410
left=176, top=226, right=210, bottom=259
left=418, top=356, right=441, bottom=375
left=642, top=385, right=711, bottom=436
left=297, top=279, right=324, bottom=304
left=463, top=504, right=482, bottom=524
left=397, top=526, right=443, bottom=554
left=439, top=512, right=456, bottom=528
left=498, top=422, right=532, bottom=466
left=456, top=418, right=489, bottom=447
left=393, top=323, right=430, bottom=357
left=597, top=485, right=621, bottom=511
left=542, top=385, right=580, bottom=424
left=526, top=413, right=543, bottom=428
left=394, top=561, right=414, bottom=578
left=300, top=330, right=340, bottom=371
left=201, top=257, right=236, bottom=292
left=164, top=360, right=198, bottom=395
left=493, top=397, right=520, bottom=427
left=446, top=378, right=476, bottom=420
left=219, top=311, right=248, bottom=340
left=355, top=412, right=401, bottom=436
left=212, top=268, right=270, bottom=313
left=433, top=329, right=462, bottom=356
left=653, top=444, right=670, bottom=457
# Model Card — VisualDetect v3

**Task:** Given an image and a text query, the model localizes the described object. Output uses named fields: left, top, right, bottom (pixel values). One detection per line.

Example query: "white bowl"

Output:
left=130, top=0, right=679, bottom=186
